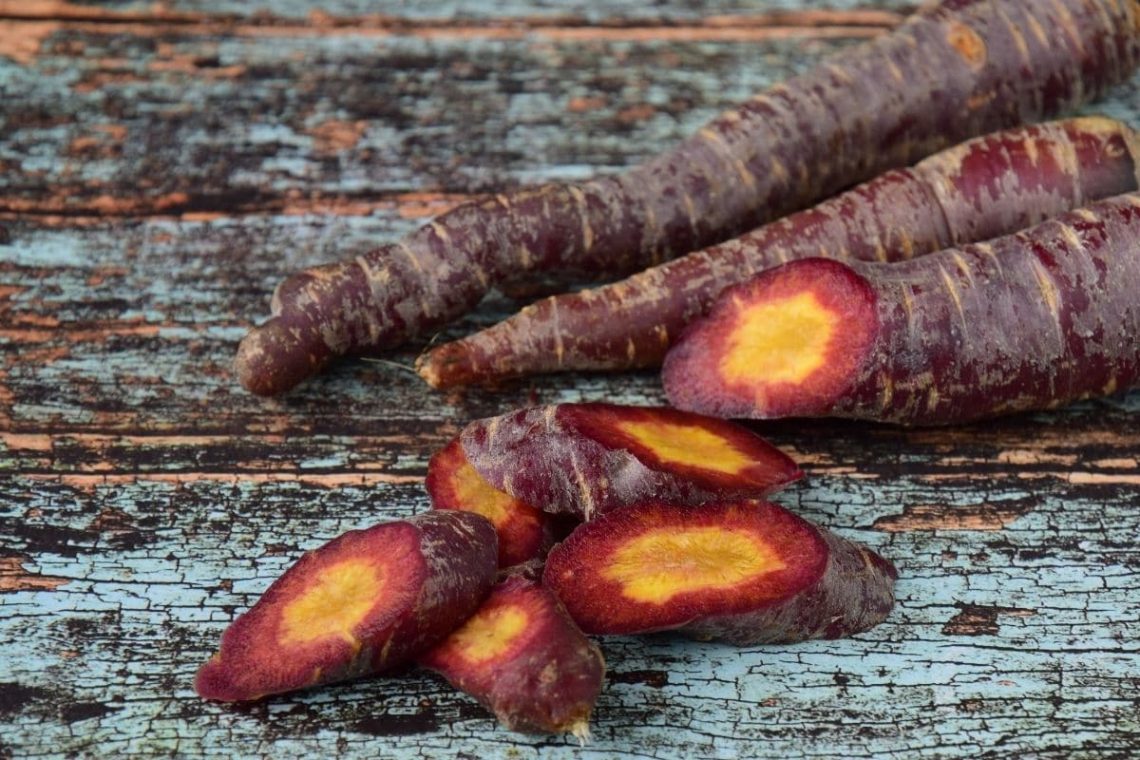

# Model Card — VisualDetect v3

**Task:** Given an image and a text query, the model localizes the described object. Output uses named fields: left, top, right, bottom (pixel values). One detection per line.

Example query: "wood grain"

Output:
left=2, top=1, right=1139, bottom=758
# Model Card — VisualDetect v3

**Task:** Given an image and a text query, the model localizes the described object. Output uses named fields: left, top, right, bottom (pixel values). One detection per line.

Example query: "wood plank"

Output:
left=0, top=28, right=871, bottom=216
left=3, top=212, right=1139, bottom=756
left=3, top=4, right=1136, bottom=218
left=0, top=0, right=913, bottom=24
left=3, top=9, right=1136, bottom=219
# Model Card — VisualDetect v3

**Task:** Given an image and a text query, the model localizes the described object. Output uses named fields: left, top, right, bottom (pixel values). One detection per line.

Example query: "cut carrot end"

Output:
left=561, top=404, right=802, bottom=495
left=663, top=259, right=877, bottom=419
left=420, top=578, right=544, bottom=676
left=195, top=523, right=424, bottom=702
left=195, top=512, right=497, bottom=702
left=427, top=438, right=553, bottom=567
left=544, top=500, right=826, bottom=636
left=419, top=573, right=605, bottom=735
left=435, top=443, right=518, bottom=528
left=456, top=404, right=801, bottom=521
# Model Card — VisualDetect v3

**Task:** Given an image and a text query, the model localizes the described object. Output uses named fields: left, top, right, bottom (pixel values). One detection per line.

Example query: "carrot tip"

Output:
left=414, top=346, right=469, bottom=390
left=235, top=317, right=334, bottom=396
left=569, top=719, right=591, bottom=746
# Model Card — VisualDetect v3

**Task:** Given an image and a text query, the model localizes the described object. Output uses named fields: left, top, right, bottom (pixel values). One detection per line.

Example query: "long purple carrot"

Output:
left=236, top=0, right=1140, bottom=395
left=416, top=117, right=1140, bottom=387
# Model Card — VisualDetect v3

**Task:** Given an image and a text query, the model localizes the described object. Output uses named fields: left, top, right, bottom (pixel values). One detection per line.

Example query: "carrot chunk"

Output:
left=544, top=499, right=896, bottom=644
left=427, top=438, right=558, bottom=568
left=195, top=511, right=497, bottom=702
left=460, top=404, right=801, bottom=520
left=665, top=259, right=878, bottom=418
left=419, top=565, right=604, bottom=739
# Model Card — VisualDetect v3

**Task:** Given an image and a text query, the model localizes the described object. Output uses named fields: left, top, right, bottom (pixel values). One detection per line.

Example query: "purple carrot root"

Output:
left=238, top=0, right=1140, bottom=395
left=663, top=193, right=1140, bottom=425
left=417, top=568, right=605, bottom=738
left=417, top=117, right=1140, bottom=387
left=459, top=403, right=801, bottom=520
left=195, top=511, right=497, bottom=702
left=543, top=499, right=897, bottom=644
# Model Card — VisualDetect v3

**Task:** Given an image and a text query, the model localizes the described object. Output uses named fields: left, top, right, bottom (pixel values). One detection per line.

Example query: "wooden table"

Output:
left=2, top=2, right=1139, bottom=757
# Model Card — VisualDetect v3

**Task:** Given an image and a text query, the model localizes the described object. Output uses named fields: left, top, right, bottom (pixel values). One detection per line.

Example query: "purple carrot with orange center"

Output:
left=459, top=403, right=801, bottom=520
left=663, top=194, right=1140, bottom=425
left=544, top=499, right=896, bottom=644
left=195, top=511, right=497, bottom=702
left=418, top=563, right=604, bottom=739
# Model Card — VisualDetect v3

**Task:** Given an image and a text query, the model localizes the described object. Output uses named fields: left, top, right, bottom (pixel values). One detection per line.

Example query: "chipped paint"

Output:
left=308, top=120, right=368, bottom=155
left=0, top=20, right=57, bottom=64
left=0, top=555, right=70, bottom=592
left=873, top=499, right=1036, bottom=532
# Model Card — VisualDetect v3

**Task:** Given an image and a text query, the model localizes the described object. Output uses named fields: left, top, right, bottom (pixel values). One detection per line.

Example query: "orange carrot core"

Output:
left=279, top=559, right=386, bottom=648
left=614, top=418, right=757, bottom=475
left=602, top=527, right=783, bottom=605
left=719, top=291, right=838, bottom=388
left=448, top=604, right=530, bottom=665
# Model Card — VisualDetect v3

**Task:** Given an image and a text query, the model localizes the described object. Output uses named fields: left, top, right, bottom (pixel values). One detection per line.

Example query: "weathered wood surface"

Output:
left=2, top=1, right=1140, bottom=758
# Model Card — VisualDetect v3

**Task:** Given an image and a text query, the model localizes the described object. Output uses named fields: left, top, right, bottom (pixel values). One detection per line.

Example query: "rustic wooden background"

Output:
left=2, top=1, right=1139, bottom=757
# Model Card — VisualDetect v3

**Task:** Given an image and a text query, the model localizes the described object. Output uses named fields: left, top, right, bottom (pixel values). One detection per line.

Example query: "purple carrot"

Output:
left=544, top=499, right=897, bottom=644
left=195, top=511, right=497, bottom=702
left=236, top=0, right=1140, bottom=395
left=663, top=193, right=1140, bottom=425
left=459, top=403, right=801, bottom=521
left=418, top=562, right=605, bottom=739
left=417, top=117, right=1140, bottom=387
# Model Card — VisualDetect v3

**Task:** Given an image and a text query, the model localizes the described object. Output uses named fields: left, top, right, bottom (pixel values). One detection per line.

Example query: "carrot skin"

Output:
left=663, top=193, right=1140, bottom=426
left=418, top=117, right=1140, bottom=387
left=238, top=0, right=1140, bottom=395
